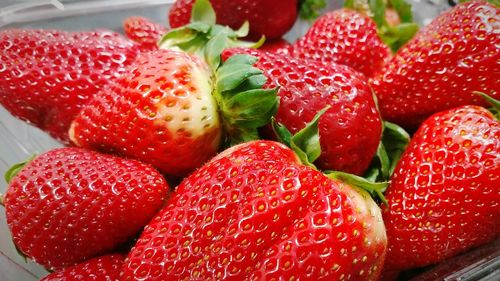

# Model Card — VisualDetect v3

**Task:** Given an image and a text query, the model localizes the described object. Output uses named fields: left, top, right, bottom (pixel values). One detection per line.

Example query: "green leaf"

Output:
left=343, top=0, right=418, bottom=52
left=272, top=118, right=293, bottom=148
left=191, top=0, right=216, bottom=25
left=291, top=107, right=329, bottom=166
left=473, top=91, right=500, bottom=119
left=204, top=30, right=229, bottom=70
left=369, top=0, right=387, bottom=28
left=383, top=121, right=410, bottom=175
left=376, top=142, right=391, bottom=179
left=364, top=121, right=410, bottom=182
left=214, top=54, right=279, bottom=146
left=388, top=0, right=413, bottom=23
left=379, top=22, right=419, bottom=52
left=344, top=0, right=355, bottom=8
left=299, top=0, right=327, bottom=20
left=158, top=27, right=198, bottom=50
left=327, top=171, right=388, bottom=205
left=4, top=156, right=34, bottom=184
left=216, top=67, right=262, bottom=94
left=186, top=22, right=211, bottom=33
left=234, top=21, right=250, bottom=38
left=225, top=89, right=279, bottom=128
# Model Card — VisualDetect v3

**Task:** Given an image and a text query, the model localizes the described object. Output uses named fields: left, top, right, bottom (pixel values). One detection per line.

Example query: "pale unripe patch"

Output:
left=154, top=55, right=220, bottom=140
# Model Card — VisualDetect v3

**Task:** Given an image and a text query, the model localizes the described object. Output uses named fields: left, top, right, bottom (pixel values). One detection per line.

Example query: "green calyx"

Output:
left=160, top=0, right=276, bottom=145
left=158, top=0, right=264, bottom=59
left=326, top=171, right=388, bottom=204
left=345, top=0, right=419, bottom=52
left=474, top=91, right=500, bottom=120
left=299, top=0, right=328, bottom=20
left=4, top=156, right=35, bottom=184
left=2, top=155, right=36, bottom=207
left=214, top=54, right=279, bottom=145
left=272, top=107, right=329, bottom=169
left=364, top=121, right=410, bottom=182
left=272, top=107, right=389, bottom=203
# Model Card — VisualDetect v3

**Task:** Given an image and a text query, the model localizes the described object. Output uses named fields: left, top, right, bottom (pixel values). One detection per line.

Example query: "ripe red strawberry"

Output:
left=70, top=45, right=276, bottom=177
left=382, top=105, right=500, bottom=270
left=223, top=48, right=382, bottom=175
left=371, top=0, right=500, bottom=129
left=0, top=29, right=140, bottom=143
left=41, top=253, right=124, bottom=281
left=123, top=16, right=168, bottom=51
left=290, top=9, right=392, bottom=77
left=122, top=140, right=387, bottom=280
left=70, top=49, right=220, bottom=177
left=3, top=148, right=170, bottom=270
left=168, top=0, right=298, bottom=40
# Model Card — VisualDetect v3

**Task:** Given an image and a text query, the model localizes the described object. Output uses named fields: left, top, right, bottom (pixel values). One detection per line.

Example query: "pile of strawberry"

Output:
left=0, top=0, right=498, bottom=280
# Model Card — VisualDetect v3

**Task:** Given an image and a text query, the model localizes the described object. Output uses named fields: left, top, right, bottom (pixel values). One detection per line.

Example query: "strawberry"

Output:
left=382, top=105, right=500, bottom=270
left=371, top=0, right=500, bottom=129
left=41, top=253, right=124, bottom=281
left=71, top=47, right=276, bottom=177
left=123, top=16, right=168, bottom=51
left=290, top=8, right=392, bottom=77
left=168, top=0, right=299, bottom=40
left=121, top=140, right=387, bottom=280
left=0, top=29, right=140, bottom=143
left=222, top=47, right=382, bottom=175
left=70, top=49, right=222, bottom=176
left=3, top=148, right=170, bottom=270
left=289, top=0, right=419, bottom=78
left=258, top=38, right=292, bottom=54
left=72, top=0, right=278, bottom=177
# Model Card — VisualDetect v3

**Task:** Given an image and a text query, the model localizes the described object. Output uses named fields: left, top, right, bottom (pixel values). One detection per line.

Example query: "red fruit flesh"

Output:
left=383, top=106, right=500, bottom=270
left=371, top=1, right=500, bottom=128
left=123, top=16, right=168, bottom=51
left=0, top=29, right=139, bottom=143
left=168, top=0, right=298, bottom=40
left=70, top=49, right=221, bottom=177
left=258, top=38, right=292, bottom=54
left=223, top=48, right=382, bottom=175
left=122, top=141, right=387, bottom=280
left=4, top=148, right=169, bottom=270
left=291, top=9, right=391, bottom=78
left=40, top=254, right=124, bottom=281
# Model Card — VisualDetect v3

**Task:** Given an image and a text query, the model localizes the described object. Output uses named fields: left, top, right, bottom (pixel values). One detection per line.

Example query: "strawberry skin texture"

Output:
left=70, top=49, right=221, bottom=177
left=122, top=141, right=387, bottom=280
left=0, top=29, right=140, bottom=143
left=223, top=48, right=382, bottom=175
left=41, top=253, right=124, bottom=281
left=4, top=148, right=169, bottom=270
left=168, top=0, right=298, bottom=40
left=382, top=106, right=500, bottom=270
left=123, top=16, right=167, bottom=51
left=291, top=9, right=391, bottom=78
left=371, top=1, right=500, bottom=129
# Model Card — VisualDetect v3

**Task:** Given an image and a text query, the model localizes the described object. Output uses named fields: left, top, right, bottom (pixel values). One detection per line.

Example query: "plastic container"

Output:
left=1, top=0, right=497, bottom=280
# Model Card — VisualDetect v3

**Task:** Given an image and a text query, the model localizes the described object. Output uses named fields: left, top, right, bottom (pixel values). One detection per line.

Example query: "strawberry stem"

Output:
left=326, top=171, right=388, bottom=205
left=473, top=91, right=500, bottom=120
